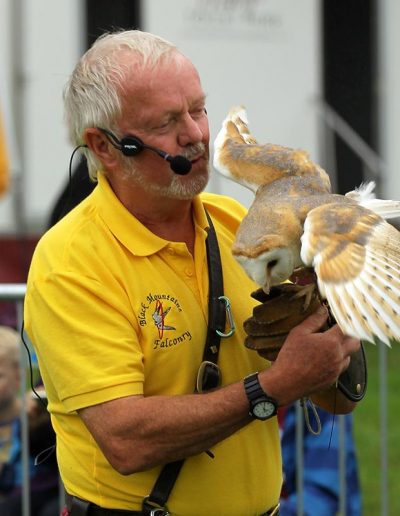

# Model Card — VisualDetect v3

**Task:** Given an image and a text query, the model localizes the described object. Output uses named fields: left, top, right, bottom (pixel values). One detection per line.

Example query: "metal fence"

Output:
left=317, top=99, right=390, bottom=516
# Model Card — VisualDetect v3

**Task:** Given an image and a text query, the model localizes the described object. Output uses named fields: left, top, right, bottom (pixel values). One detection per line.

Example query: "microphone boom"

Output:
left=99, top=127, right=192, bottom=175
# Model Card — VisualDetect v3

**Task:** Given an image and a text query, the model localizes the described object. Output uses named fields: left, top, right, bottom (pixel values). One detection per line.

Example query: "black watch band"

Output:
left=244, top=372, right=278, bottom=421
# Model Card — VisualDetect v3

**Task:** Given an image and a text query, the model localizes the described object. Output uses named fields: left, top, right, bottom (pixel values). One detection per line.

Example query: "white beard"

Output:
left=120, top=143, right=209, bottom=199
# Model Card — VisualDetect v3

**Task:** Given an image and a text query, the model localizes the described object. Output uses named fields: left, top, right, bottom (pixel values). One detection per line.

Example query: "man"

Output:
left=24, top=30, right=360, bottom=516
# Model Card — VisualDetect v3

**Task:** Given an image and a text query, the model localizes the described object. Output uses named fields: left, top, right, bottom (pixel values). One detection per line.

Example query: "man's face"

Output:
left=113, top=53, right=210, bottom=199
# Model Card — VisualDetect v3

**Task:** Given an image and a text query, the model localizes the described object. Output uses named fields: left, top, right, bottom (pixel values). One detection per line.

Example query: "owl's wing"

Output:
left=346, top=181, right=400, bottom=230
left=213, top=106, right=331, bottom=192
left=301, top=202, right=400, bottom=345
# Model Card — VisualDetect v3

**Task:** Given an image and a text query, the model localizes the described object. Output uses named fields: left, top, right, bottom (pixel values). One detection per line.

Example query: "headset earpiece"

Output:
left=98, top=128, right=144, bottom=157
left=119, top=136, right=144, bottom=156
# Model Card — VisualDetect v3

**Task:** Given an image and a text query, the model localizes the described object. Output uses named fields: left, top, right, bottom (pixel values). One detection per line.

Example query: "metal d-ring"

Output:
left=216, top=295, right=236, bottom=337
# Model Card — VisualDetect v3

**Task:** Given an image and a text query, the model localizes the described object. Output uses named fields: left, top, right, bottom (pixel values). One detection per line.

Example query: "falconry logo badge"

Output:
left=213, top=106, right=400, bottom=346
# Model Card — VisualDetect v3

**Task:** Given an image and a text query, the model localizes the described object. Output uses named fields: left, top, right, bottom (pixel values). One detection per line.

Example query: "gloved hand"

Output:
left=243, top=283, right=328, bottom=361
left=244, top=283, right=367, bottom=401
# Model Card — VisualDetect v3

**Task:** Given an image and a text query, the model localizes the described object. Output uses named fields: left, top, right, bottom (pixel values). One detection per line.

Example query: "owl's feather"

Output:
left=213, top=106, right=400, bottom=346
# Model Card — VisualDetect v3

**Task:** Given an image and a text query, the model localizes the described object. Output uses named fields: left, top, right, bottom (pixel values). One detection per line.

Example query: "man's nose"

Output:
left=177, top=113, right=206, bottom=147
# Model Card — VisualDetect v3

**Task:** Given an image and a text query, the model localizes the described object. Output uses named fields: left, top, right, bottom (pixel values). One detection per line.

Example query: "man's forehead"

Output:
left=120, top=59, right=204, bottom=116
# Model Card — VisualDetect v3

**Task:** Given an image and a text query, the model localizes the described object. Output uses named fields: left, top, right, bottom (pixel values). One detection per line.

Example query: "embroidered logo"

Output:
left=138, top=292, right=191, bottom=350
left=152, top=299, right=176, bottom=339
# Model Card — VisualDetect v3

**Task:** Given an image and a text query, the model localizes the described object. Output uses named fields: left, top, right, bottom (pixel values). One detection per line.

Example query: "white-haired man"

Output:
left=24, top=30, right=360, bottom=516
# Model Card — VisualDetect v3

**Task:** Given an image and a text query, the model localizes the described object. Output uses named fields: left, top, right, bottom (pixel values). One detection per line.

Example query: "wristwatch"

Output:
left=243, top=373, right=278, bottom=421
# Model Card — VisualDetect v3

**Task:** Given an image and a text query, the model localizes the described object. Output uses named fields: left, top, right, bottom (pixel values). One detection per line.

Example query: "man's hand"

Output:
left=243, top=284, right=329, bottom=361
left=258, top=305, right=361, bottom=410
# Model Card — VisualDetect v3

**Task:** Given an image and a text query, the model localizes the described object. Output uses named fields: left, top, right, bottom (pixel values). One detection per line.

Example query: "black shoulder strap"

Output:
left=142, top=211, right=225, bottom=515
left=203, top=210, right=226, bottom=361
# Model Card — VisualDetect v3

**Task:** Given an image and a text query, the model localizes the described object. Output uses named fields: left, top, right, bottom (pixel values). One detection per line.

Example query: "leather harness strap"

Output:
left=142, top=211, right=226, bottom=515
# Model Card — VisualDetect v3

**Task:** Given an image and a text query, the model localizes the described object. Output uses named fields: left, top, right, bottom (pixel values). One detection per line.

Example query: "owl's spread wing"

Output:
left=213, top=106, right=331, bottom=192
left=301, top=202, right=400, bottom=345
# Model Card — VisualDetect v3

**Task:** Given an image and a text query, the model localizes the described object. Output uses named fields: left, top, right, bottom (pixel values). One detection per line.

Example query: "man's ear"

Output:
left=84, top=128, right=120, bottom=170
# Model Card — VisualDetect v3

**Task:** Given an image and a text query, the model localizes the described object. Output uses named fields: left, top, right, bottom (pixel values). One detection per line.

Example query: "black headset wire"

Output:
left=63, top=144, right=88, bottom=219
left=20, top=320, right=47, bottom=410
left=328, top=388, right=338, bottom=450
left=20, top=320, right=57, bottom=465
left=20, top=144, right=87, bottom=410
left=18, top=144, right=88, bottom=464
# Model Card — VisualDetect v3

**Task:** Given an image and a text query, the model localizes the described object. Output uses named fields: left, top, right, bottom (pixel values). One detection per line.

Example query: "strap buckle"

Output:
left=142, top=496, right=170, bottom=516
left=269, top=502, right=280, bottom=516
left=216, top=296, right=235, bottom=337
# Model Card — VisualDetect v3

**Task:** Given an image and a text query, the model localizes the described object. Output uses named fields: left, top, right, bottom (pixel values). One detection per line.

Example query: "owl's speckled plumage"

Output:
left=213, top=106, right=400, bottom=345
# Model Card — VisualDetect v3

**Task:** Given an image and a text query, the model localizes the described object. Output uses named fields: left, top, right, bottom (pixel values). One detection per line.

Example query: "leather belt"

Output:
left=65, top=494, right=142, bottom=515
left=65, top=493, right=279, bottom=516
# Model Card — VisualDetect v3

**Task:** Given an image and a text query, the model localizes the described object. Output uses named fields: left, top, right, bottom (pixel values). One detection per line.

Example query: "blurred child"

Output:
left=0, top=325, right=59, bottom=516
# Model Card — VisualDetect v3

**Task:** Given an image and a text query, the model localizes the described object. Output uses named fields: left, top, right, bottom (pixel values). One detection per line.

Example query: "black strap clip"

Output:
left=142, top=496, right=170, bottom=516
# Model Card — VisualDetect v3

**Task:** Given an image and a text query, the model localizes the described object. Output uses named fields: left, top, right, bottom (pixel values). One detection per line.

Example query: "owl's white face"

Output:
left=235, top=248, right=299, bottom=292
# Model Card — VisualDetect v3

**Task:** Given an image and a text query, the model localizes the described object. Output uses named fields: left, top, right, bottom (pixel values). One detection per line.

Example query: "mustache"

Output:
left=181, top=142, right=206, bottom=161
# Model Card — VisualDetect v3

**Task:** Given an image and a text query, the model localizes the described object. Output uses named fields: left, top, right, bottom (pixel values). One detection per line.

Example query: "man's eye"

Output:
left=155, top=122, right=168, bottom=131
left=191, top=109, right=205, bottom=119
left=157, top=118, right=175, bottom=130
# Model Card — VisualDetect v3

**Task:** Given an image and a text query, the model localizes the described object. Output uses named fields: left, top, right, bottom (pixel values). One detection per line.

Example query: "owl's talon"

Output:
left=292, top=283, right=317, bottom=312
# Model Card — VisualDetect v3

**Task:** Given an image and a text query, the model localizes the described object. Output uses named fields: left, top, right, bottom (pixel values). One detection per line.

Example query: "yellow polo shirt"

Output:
left=24, top=173, right=282, bottom=515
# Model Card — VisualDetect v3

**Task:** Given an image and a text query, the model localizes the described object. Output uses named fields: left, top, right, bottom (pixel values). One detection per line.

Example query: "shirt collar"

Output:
left=94, top=173, right=210, bottom=257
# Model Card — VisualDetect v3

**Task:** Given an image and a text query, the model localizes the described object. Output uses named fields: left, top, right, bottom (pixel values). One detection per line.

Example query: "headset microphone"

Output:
left=99, top=128, right=192, bottom=175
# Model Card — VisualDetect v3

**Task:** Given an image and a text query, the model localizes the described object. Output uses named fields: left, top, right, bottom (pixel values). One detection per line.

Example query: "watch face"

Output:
left=253, top=401, right=276, bottom=419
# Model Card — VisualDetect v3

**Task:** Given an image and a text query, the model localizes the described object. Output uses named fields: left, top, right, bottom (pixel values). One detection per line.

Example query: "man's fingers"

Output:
left=341, top=355, right=351, bottom=375
left=337, top=336, right=361, bottom=376
left=291, top=305, right=329, bottom=335
left=343, top=335, right=361, bottom=355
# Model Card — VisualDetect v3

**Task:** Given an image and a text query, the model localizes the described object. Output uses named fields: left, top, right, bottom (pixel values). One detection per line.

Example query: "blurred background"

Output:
left=2, top=0, right=399, bottom=239
left=0, top=1, right=399, bottom=514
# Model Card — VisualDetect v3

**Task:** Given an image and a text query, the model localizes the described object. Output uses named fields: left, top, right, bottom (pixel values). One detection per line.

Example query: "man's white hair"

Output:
left=63, top=30, right=178, bottom=180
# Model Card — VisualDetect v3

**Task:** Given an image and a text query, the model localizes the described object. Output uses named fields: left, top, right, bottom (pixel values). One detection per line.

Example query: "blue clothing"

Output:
left=279, top=403, right=362, bottom=516
left=0, top=419, right=36, bottom=492
left=0, top=416, right=59, bottom=516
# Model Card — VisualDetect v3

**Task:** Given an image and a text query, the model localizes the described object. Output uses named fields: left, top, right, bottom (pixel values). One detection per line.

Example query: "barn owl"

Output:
left=213, top=106, right=400, bottom=346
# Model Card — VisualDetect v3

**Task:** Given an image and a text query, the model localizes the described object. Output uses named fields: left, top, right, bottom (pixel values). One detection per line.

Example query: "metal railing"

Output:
left=317, top=100, right=389, bottom=516
left=315, top=98, right=387, bottom=190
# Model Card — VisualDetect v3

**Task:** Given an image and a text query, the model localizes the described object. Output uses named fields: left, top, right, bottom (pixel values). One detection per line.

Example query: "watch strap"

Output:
left=244, top=373, right=278, bottom=418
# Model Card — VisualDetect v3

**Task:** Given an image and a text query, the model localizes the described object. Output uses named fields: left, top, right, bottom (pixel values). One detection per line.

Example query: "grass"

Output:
left=353, top=342, right=400, bottom=515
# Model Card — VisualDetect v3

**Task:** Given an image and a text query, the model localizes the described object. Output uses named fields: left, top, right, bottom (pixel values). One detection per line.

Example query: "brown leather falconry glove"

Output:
left=244, top=283, right=367, bottom=402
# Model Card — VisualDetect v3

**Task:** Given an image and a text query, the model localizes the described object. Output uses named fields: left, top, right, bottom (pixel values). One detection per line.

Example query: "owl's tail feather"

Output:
left=346, top=182, right=400, bottom=230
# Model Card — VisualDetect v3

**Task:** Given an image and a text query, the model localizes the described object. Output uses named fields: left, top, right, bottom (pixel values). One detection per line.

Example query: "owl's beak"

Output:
left=262, top=270, right=272, bottom=295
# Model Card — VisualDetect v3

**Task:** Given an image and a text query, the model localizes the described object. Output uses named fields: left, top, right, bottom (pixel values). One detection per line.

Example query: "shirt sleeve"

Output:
left=25, top=269, right=144, bottom=413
